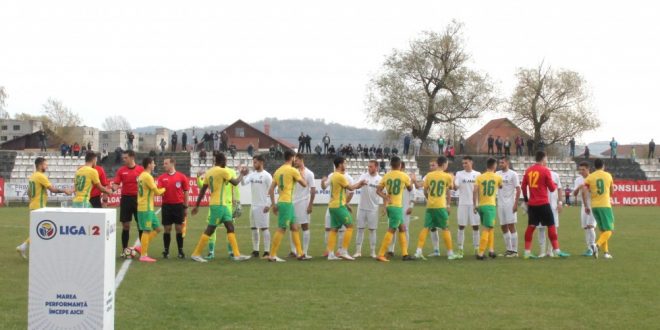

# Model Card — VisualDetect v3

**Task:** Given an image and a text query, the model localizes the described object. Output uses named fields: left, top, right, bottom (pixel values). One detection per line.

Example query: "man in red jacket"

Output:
left=157, top=158, right=190, bottom=259
left=521, top=151, right=570, bottom=259
left=111, top=150, right=145, bottom=257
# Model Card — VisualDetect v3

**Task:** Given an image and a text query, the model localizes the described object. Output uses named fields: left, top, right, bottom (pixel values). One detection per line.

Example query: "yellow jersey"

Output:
left=223, top=168, right=238, bottom=207
left=205, top=166, right=234, bottom=207
left=273, top=164, right=303, bottom=203
left=329, top=171, right=350, bottom=208
left=28, top=171, right=52, bottom=210
left=424, top=171, right=453, bottom=209
left=138, top=172, right=165, bottom=212
left=73, top=166, right=100, bottom=203
left=584, top=169, right=613, bottom=208
left=378, top=170, right=411, bottom=208
left=475, top=171, right=502, bottom=207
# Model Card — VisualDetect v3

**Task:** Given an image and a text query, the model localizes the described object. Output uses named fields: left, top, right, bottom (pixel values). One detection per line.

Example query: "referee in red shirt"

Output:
left=157, top=158, right=190, bottom=259
left=111, top=150, right=144, bottom=256
left=90, top=160, right=110, bottom=208
left=521, top=151, right=569, bottom=259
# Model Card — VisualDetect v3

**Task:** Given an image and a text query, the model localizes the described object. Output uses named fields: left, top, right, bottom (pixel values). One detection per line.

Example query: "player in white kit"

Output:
left=241, top=155, right=273, bottom=258
left=496, top=157, right=521, bottom=257
left=414, top=159, right=442, bottom=257
left=454, top=156, right=481, bottom=257
left=573, top=161, right=597, bottom=256
left=538, top=170, right=563, bottom=257
left=353, top=160, right=382, bottom=259
left=289, top=153, right=316, bottom=259
left=321, top=169, right=355, bottom=256
left=387, top=161, right=414, bottom=257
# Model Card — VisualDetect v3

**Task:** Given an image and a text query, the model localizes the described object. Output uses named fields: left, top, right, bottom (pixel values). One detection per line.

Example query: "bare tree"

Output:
left=42, top=98, right=83, bottom=141
left=101, top=115, right=132, bottom=131
left=366, top=21, right=498, bottom=140
left=507, top=63, right=600, bottom=145
left=0, top=86, right=9, bottom=119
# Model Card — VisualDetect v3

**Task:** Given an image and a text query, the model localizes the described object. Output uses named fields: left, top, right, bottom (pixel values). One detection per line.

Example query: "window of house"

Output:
left=102, top=134, right=109, bottom=139
left=1, top=125, right=7, bottom=130
left=13, top=125, right=20, bottom=131
left=1, top=136, right=7, bottom=141
left=236, top=127, right=245, bottom=137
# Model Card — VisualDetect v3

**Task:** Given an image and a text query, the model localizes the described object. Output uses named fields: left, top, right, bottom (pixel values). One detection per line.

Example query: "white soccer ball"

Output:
left=123, top=247, right=139, bottom=259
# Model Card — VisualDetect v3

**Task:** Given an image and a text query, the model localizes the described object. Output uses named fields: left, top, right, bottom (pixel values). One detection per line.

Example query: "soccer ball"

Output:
left=123, top=247, right=140, bottom=259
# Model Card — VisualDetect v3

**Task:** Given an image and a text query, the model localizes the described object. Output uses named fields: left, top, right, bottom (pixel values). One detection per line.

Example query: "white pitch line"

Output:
left=115, top=208, right=161, bottom=291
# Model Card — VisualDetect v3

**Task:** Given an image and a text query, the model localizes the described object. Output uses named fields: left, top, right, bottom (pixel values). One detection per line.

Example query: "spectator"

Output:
left=314, top=143, right=322, bottom=156
left=447, top=137, right=452, bottom=149
left=376, top=145, right=383, bottom=159
left=298, top=132, right=305, bottom=152
left=213, top=131, right=220, bottom=151
left=437, top=136, right=445, bottom=155
left=609, top=137, right=618, bottom=159
left=247, top=143, right=254, bottom=157
left=403, top=134, right=411, bottom=155
left=199, top=149, right=207, bottom=165
left=413, top=137, right=422, bottom=157
left=114, top=146, right=123, bottom=164
left=193, top=134, right=198, bottom=152
left=229, top=145, right=237, bottom=159
left=81, top=145, right=87, bottom=155
left=322, top=133, right=331, bottom=154
left=328, top=144, right=336, bottom=156
left=392, top=145, right=399, bottom=156
left=459, top=136, right=465, bottom=154
left=72, top=142, right=81, bottom=157
left=171, top=131, right=178, bottom=152
left=487, top=135, right=494, bottom=155
left=87, top=141, right=92, bottom=152
left=160, top=138, right=167, bottom=155
left=181, top=131, right=188, bottom=152
left=221, top=130, right=229, bottom=152
left=60, top=143, right=67, bottom=156
left=356, top=144, right=363, bottom=157
left=565, top=187, right=571, bottom=205
left=383, top=145, right=391, bottom=159
left=631, top=146, right=636, bottom=162
left=305, top=133, right=312, bottom=153
left=101, top=148, right=109, bottom=163
left=537, top=139, right=545, bottom=152
left=527, top=138, right=534, bottom=157
left=38, top=130, right=47, bottom=152
left=649, top=139, right=656, bottom=159
left=584, top=145, right=590, bottom=159
left=127, top=131, right=135, bottom=151
left=368, top=144, right=376, bottom=159
left=495, top=136, right=503, bottom=156
left=504, top=138, right=511, bottom=156
left=569, top=137, right=576, bottom=157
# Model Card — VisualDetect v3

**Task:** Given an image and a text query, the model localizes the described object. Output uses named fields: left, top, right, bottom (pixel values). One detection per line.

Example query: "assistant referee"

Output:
left=157, top=157, right=190, bottom=259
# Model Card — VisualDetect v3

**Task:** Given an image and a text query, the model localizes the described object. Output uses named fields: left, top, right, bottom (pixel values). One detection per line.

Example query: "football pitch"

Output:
left=1, top=205, right=659, bottom=329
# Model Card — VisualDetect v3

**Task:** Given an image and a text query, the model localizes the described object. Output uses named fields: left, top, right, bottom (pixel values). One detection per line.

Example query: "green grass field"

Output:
left=1, top=205, right=660, bottom=329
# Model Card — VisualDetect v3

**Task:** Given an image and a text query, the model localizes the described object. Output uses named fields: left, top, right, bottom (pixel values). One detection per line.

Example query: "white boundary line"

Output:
left=115, top=208, right=161, bottom=290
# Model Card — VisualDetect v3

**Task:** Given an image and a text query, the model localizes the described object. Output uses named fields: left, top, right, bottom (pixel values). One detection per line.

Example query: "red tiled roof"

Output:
left=465, top=118, right=530, bottom=154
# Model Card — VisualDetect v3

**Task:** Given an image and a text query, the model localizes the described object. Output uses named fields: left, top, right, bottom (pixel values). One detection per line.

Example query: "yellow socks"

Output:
left=141, top=232, right=151, bottom=257
left=398, top=231, right=408, bottom=256
left=192, top=233, right=210, bottom=257
left=488, top=229, right=495, bottom=252
left=270, top=230, right=284, bottom=256
left=597, top=231, right=612, bottom=252
left=417, top=228, right=429, bottom=250
left=149, top=231, right=158, bottom=240
left=292, top=231, right=303, bottom=256
left=227, top=233, right=240, bottom=256
left=379, top=232, right=394, bottom=257
left=442, top=230, right=453, bottom=251
left=327, top=230, right=338, bottom=253
left=478, top=229, right=490, bottom=255
left=342, top=227, right=354, bottom=251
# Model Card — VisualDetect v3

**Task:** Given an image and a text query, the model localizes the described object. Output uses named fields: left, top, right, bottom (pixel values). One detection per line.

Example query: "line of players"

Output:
left=17, top=149, right=615, bottom=262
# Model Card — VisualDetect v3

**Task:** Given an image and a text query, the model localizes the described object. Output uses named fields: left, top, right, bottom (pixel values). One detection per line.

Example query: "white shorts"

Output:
left=457, top=205, right=480, bottom=226
left=497, top=202, right=517, bottom=225
left=250, top=206, right=270, bottom=229
left=357, top=208, right=379, bottom=230
left=580, top=208, right=597, bottom=228
left=294, top=199, right=310, bottom=225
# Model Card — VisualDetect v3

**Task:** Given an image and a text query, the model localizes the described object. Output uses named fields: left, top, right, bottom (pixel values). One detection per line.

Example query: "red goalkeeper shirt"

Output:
left=521, top=163, right=556, bottom=206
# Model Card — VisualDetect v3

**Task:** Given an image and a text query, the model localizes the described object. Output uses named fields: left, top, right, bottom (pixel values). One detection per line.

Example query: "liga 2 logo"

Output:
left=36, top=219, right=102, bottom=240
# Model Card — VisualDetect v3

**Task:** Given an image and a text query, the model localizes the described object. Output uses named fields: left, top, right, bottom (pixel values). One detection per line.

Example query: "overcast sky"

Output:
left=1, top=0, right=658, bottom=144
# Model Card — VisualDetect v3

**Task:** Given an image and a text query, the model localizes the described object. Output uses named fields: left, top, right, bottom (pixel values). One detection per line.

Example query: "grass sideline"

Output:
left=1, top=205, right=659, bottom=329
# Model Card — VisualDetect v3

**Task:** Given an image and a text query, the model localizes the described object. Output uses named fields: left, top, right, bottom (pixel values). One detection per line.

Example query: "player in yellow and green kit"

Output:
left=473, top=158, right=503, bottom=260
left=267, top=150, right=308, bottom=262
left=325, top=157, right=367, bottom=261
left=582, top=158, right=615, bottom=259
left=72, top=152, right=111, bottom=208
left=16, top=157, right=73, bottom=258
left=376, top=156, right=416, bottom=262
left=415, top=156, right=458, bottom=260
left=190, top=152, right=250, bottom=263
left=134, top=157, right=165, bottom=263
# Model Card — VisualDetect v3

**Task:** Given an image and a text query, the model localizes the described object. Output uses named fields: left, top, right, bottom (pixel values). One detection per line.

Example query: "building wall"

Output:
left=0, top=119, right=43, bottom=143
left=65, top=126, right=100, bottom=152
left=139, top=128, right=170, bottom=152
left=99, top=130, right=140, bottom=151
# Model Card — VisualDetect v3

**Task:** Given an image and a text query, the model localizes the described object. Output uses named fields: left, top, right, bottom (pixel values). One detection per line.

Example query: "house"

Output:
left=465, top=118, right=530, bottom=154
left=222, top=120, right=294, bottom=151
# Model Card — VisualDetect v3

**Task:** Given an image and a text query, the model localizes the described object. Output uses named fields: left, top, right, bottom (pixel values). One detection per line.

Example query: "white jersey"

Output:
left=574, top=176, right=590, bottom=208
left=293, top=168, right=316, bottom=203
left=496, top=169, right=520, bottom=204
left=549, top=171, right=561, bottom=209
left=242, top=170, right=272, bottom=207
left=357, top=172, right=382, bottom=211
left=454, top=170, right=481, bottom=206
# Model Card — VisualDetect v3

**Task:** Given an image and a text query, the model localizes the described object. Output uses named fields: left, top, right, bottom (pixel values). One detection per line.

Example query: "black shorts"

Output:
left=90, top=196, right=103, bottom=208
left=162, top=204, right=186, bottom=226
left=119, top=195, right=138, bottom=223
left=527, top=204, right=555, bottom=227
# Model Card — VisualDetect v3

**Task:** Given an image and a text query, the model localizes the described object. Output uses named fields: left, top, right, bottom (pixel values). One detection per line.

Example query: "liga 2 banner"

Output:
left=611, top=180, right=660, bottom=206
